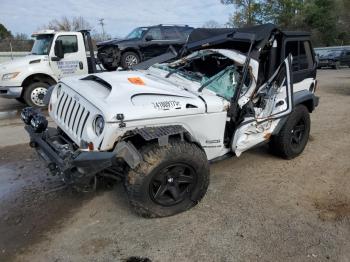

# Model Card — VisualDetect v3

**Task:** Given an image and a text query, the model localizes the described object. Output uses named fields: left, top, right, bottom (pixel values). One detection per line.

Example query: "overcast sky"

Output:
left=1, top=0, right=233, bottom=38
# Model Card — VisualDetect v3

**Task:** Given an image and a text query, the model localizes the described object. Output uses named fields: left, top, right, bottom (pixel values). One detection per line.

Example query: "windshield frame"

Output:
left=31, top=34, right=54, bottom=55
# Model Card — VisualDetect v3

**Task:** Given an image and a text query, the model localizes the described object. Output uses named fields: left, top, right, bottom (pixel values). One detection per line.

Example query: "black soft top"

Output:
left=187, top=23, right=278, bottom=44
left=185, top=23, right=310, bottom=53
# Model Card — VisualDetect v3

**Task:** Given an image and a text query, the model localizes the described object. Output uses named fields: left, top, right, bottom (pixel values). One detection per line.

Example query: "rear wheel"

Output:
left=23, top=82, right=49, bottom=108
left=270, top=105, right=310, bottom=159
left=125, top=141, right=209, bottom=218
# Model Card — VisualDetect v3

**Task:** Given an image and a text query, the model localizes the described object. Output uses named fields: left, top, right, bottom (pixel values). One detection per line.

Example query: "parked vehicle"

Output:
left=97, top=24, right=193, bottom=70
left=0, top=30, right=98, bottom=107
left=317, top=48, right=350, bottom=69
left=22, top=24, right=319, bottom=218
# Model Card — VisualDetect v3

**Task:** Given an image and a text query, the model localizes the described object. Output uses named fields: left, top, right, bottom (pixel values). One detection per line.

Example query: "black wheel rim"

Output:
left=149, top=163, right=197, bottom=207
left=290, top=118, right=306, bottom=148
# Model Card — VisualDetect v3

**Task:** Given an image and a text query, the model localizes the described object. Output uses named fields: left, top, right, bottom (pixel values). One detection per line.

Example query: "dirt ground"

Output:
left=0, top=69, right=349, bottom=262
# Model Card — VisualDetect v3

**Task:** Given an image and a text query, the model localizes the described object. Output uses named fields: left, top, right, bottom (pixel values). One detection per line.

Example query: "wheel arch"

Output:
left=21, top=73, right=57, bottom=96
left=293, top=90, right=319, bottom=113
left=120, top=48, right=142, bottom=61
left=118, top=125, right=206, bottom=155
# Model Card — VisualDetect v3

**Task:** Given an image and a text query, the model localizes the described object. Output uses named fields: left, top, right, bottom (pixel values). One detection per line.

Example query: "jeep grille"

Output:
left=55, top=91, right=90, bottom=139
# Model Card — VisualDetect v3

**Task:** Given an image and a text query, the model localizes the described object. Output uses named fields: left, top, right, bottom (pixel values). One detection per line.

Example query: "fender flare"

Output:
left=21, top=73, right=57, bottom=88
left=293, top=90, right=319, bottom=112
left=116, top=125, right=205, bottom=168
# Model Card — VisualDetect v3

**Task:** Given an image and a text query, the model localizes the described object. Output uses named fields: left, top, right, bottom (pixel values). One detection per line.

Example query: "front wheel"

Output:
left=23, top=82, right=49, bottom=108
left=125, top=141, right=209, bottom=218
left=270, top=105, right=311, bottom=159
left=120, top=52, right=140, bottom=69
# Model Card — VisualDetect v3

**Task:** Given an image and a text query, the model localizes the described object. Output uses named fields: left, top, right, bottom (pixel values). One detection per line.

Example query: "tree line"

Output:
left=220, top=0, right=350, bottom=46
left=0, top=16, right=110, bottom=42
left=2, top=1, right=349, bottom=48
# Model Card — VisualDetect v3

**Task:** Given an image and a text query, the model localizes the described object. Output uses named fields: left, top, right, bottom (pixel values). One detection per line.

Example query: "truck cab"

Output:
left=0, top=30, right=96, bottom=107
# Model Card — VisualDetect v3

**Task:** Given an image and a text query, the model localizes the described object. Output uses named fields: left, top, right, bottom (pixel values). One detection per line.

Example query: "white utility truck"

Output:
left=22, top=24, right=319, bottom=217
left=0, top=30, right=97, bottom=107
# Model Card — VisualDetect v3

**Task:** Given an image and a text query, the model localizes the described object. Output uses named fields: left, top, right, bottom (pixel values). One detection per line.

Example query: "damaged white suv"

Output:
left=22, top=24, right=319, bottom=217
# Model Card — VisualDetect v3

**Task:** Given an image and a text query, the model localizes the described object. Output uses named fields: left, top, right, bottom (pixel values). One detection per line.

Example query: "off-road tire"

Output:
left=23, top=82, right=49, bottom=108
left=120, top=51, right=140, bottom=69
left=125, top=141, right=209, bottom=218
left=270, top=105, right=310, bottom=159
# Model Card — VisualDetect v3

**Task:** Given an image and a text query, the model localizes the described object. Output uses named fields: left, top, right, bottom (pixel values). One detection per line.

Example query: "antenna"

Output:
left=98, top=18, right=105, bottom=40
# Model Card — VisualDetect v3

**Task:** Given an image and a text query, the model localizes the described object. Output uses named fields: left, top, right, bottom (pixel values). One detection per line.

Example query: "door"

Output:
left=283, top=39, right=315, bottom=88
left=140, top=28, right=169, bottom=60
left=49, top=34, right=88, bottom=79
left=231, top=55, right=294, bottom=156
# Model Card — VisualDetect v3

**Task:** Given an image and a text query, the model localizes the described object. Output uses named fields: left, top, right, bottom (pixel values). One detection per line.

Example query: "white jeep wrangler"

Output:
left=22, top=24, right=319, bottom=217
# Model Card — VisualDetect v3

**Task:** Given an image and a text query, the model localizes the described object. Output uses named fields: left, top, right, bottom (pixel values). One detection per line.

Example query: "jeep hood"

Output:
left=0, top=55, right=46, bottom=73
left=59, top=70, right=221, bottom=122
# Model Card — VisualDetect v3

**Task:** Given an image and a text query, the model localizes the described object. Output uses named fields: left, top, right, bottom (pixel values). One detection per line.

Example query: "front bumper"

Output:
left=23, top=109, right=142, bottom=186
left=97, top=48, right=121, bottom=68
left=0, top=86, right=22, bottom=98
left=25, top=125, right=116, bottom=182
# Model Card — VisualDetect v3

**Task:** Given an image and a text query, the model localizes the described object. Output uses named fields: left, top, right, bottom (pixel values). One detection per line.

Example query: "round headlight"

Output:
left=93, top=115, right=105, bottom=136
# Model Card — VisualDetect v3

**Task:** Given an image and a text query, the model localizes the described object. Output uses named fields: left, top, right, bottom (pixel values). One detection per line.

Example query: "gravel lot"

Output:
left=0, top=69, right=349, bottom=262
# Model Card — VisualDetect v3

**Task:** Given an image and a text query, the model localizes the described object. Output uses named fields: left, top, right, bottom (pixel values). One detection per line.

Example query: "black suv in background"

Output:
left=318, top=48, right=350, bottom=69
left=97, top=24, right=193, bottom=70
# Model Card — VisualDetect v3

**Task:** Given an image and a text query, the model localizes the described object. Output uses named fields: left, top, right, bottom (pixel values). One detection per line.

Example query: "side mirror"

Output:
left=145, top=35, right=153, bottom=42
left=54, top=40, right=64, bottom=59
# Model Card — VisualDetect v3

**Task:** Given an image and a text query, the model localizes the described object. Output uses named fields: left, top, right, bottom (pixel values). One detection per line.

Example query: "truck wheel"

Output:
left=121, top=52, right=140, bottom=69
left=23, top=82, right=49, bottom=108
left=125, top=141, right=209, bottom=218
left=270, top=105, right=310, bottom=159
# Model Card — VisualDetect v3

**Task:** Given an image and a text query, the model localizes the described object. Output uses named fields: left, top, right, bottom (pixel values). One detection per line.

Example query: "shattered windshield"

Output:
left=125, top=27, right=148, bottom=40
left=151, top=50, right=246, bottom=100
left=31, top=34, right=54, bottom=55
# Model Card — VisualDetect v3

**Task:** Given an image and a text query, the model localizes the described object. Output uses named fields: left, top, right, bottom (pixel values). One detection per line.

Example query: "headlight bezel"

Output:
left=2, top=72, right=20, bottom=81
left=93, top=115, right=105, bottom=136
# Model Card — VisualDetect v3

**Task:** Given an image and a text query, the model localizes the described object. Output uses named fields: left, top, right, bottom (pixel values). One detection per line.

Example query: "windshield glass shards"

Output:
left=152, top=50, right=249, bottom=100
